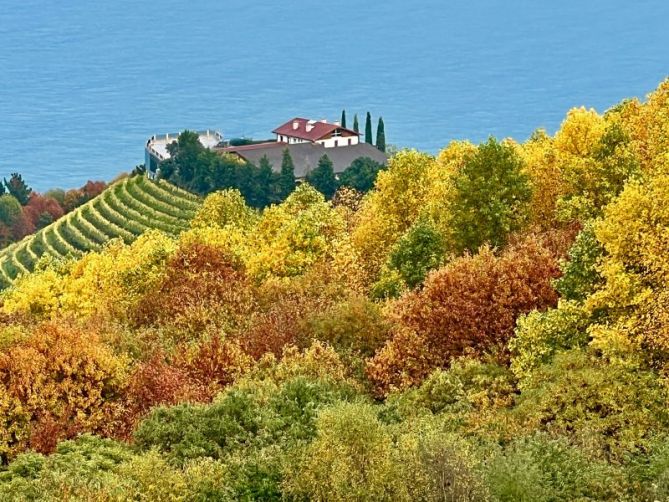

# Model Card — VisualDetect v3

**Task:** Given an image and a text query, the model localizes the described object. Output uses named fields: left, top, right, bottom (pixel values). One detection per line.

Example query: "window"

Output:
left=348, top=138, right=352, bottom=145
left=334, top=140, right=338, bottom=147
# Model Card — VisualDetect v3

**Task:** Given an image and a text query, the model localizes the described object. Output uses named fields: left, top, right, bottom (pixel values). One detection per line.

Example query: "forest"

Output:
left=0, top=80, right=668, bottom=500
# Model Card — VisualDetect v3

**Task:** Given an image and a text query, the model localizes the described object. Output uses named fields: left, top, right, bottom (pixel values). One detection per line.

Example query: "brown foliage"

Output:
left=24, top=193, right=65, bottom=228
left=367, top=235, right=563, bottom=395
left=175, top=336, right=253, bottom=399
left=118, top=352, right=198, bottom=439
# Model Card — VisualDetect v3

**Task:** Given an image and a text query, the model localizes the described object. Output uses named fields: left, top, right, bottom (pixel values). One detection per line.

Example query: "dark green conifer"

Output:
left=276, top=148, right=297, bottom=200
left=365, top=112, right=373, bottom=145
left=306, top=154, right=337, bottom=199
left=376, top=117, right=386, bottom=152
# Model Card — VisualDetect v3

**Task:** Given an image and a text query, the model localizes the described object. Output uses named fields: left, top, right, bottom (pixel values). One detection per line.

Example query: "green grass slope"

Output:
left=0, top=176, right=202, bottom=289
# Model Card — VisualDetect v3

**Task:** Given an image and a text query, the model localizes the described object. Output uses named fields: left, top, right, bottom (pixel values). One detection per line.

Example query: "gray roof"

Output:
left=219, top=142, right=388, bottom=178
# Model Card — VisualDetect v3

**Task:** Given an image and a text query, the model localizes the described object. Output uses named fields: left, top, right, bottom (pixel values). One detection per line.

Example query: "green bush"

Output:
left=512, top=350, right=669, bottom=461
left=485, top=435, right=623, bottom=501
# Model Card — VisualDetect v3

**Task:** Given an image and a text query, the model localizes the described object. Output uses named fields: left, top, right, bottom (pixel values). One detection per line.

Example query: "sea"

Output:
left=1, top=0, right=668, bottom=191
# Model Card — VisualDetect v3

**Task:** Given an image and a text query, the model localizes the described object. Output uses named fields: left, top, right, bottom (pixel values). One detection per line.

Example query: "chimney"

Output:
left=292, top=120, right=299, bottom=130
left=320, top=119, right=327, bottom=123
left=334, top=121, right=341, bottom=126
left=306, top=123, right=314, bottom=132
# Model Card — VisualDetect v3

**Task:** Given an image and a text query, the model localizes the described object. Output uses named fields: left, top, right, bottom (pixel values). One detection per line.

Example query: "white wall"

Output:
left=321, top=135, right=359, bottom=148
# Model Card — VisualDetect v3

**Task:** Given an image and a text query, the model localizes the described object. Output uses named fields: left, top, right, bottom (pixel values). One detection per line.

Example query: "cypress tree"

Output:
left=341, top=110, right=347, bottom=129
left=365, top=112, right=373, bottom=144
left=353, top=114, right=359, bottom=134
left=376, top=117, right=386, bottom=152
left=253, top=155, right=274, bottom=207
left=306, top=154, right=337, bottom=199
left=276, top=148, right=296, bottom=200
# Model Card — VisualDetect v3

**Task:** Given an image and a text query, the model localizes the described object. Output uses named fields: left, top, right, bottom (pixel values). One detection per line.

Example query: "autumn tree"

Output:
left=368, top=235, right=561, bottom=395
left=450, top=138, right=532, bottom=254
left=0, top=322, right=128, bottom=459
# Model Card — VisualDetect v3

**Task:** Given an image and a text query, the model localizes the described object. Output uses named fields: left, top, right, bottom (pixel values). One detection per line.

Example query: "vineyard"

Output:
left=0, top=176, right=202, bottom=289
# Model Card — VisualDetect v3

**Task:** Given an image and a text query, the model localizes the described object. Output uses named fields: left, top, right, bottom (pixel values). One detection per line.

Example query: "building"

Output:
left=145, top=130, right=223, bottom=177
left=219, top=117, right=387, bottom=178
left=272, top=117, right=359, bottom=148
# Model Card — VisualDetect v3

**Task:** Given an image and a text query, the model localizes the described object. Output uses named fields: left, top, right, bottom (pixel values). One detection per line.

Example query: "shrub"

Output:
left=304, top=294, right=390, bottom=357
left=0, top=322, right=128, bottom=460
left=485, top=435, right=623, bottom=502
left=512, top=350, right=669, bottom=461
left=283, top=402, right=401, bottom=501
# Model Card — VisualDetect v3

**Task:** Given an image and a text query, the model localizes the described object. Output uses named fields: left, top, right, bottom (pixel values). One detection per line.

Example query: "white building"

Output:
left=272, top=118, right=360, bottom=148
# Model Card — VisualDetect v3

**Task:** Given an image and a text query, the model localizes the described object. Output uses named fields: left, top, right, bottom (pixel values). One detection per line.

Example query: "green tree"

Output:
left=0, top=194, right=21, bottom=227
left=387, top=218, right=446, bottom=288
left=365, top=112, right=373, bottom=145
left=162, top=130, right=205, bottom=187
left=340, top=110, right=347, bottom=129
left=5, top=173, right=32, bottom=205
left=338, top=157, right=384, bottom=192
left=275, top=148, right=297, bottom=201
left=306, top=155, right=338, bottom=199
left=376, top=117, right=386, bottom=152
left=353, top=114, right=359, bottom=134
left=450, top=137, right=532, bottom=253
left=256, top=154, right=275, bottom=206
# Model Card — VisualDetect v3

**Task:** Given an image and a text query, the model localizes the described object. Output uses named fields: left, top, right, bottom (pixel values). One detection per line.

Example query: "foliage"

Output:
left=305, top=154, right=337, bottom=199
left=385, top=217, right=446, bottom=289
left=376, top=116, right=386, bottom=152
left=0, top=322, right=128, bottom=461
left=365, top=111, right=373, bottom=144
left=284, top=401, right=401, bottom=501
left=245, top=183, right=346, bottom=281
left=512, top=350, right=669, bottom=461
left=304, top=294, right=390, bottom=357
left=510, top=300, right=591, bottom=385
left=1, top=80, right=669, bottom=499
left=368, top=235, right=561, bottom=395
left=485, top=434, right=623, bottom=501
left=4, top=174, right=32, bottom=206
left=191, top=188, right=255, bottom=230
left=352, top=149, right=437, bottom=277
left=450, top=137, right=532, bottom=253
left=338, top=156, right=384, bottom=192
left=276, top=148, right=297, bottom=200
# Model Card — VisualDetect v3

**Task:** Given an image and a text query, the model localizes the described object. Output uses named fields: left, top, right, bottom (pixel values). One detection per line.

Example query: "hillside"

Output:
left=1, top=81, right=669, bottom=500
left=0, top=176, right=201, bottom=288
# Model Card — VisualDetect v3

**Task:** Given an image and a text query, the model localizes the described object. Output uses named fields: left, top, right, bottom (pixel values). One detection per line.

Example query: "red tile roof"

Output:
left=272, top=118, right=359, bottom=142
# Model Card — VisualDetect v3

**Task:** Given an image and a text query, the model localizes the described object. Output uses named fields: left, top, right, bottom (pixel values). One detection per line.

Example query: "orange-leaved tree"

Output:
left=0, top=321, right=128, bottom=459
left=367, top=235, right=562, bottom=395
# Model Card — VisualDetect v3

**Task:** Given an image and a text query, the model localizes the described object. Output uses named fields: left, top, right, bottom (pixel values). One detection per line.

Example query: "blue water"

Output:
left=0, top=1, right=668, bottom=191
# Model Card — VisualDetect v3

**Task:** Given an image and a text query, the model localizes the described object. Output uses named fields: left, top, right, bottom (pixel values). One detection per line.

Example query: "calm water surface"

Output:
left=0, top=0, right=668, bottom=190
